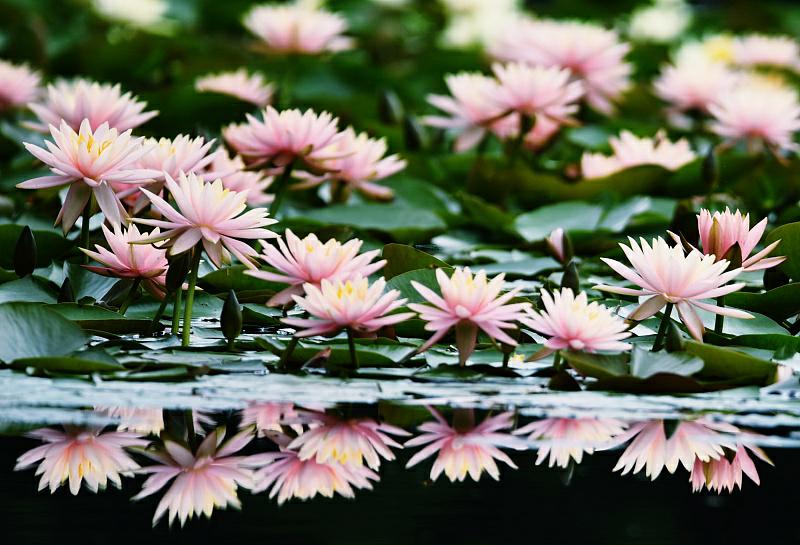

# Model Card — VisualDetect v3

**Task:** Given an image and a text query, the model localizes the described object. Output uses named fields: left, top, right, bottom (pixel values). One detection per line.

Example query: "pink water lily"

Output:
left=405, top=408, right=526, bottom=482
left=246, top=229, right=385, bottom=306
left=19, top=119, right=160, bottom=231
left=732, top=33, right=800, bottom=71
left=514, top=417, right=627, bottom=468
left=409, top=267, right=529, bottom=365
left=581, top=130, right=696, bottom=179
left=210, top=149, right=274, bottom=206
left=593, top=237, right=752, bottom=341
left=15, top=427, right=146, bottom=495
left=0, top=59, right=40, bottom=110
left=195, top=69, right=274, bottom=107
left=282, top=276, right=413, bottom=337
left=694, top=208, right=785, bottom=272
left=133, top=172, right=278, bottom=268
left=654, top=57, right=738, bottom=114
left=136, top=134, right=218, bottom=181
left=492, top=62, right=584, bottom=123
left=26, top=78, right=157, bottom=132
left=243, top=2, right=353, bottom=55
left=690, top=443, right=772, bottom=493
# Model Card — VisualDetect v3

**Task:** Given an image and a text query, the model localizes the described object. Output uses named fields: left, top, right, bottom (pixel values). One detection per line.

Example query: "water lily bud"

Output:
left=560, top=261, right=580, bottom=292
left=378, top=89, right=404, bottom=125
left=13, top=226, right=37, bottom=278
left=702, top=145, right=718, bottom=192
left=402, top=114, right=427, bottom=151
left=664, top=321, right=684, bottom=352
left=221, top=289, right=243, bottom=346
left=764, top=266, right=790, bottom=290
left=546, top=228, right=573, bottom=265
left=57, top=277, right=75, bottom=303
left=165, top=252, right=191, bottom=294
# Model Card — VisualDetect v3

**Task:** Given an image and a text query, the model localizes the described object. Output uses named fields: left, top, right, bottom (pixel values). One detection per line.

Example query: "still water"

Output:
left=2, top=396, right=800, bottom=545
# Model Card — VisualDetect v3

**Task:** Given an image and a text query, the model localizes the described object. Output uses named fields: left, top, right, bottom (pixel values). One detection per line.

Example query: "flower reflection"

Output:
left=15, top=427, right=147, bottom=495
left=690, top=444, right=772, bottom=493
left=405, top=408, right=526, bottom=482
left=96, top=406, right=165, bottom=435
left=240, top=402, right=298, bottom=436
left=514, top=417, right=627, bottom=468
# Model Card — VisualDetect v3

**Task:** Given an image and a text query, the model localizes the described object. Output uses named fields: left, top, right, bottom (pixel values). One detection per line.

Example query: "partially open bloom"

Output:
left=96, top=406, right=165, bottom=435
left=439, top=1, right=521, bottom=50
left=15, top=427, right=146, bottom=495
left=521, top=289, right=632, bottom=355
left=514, top=417, right=627, bottom=468
left=240, top=402, right=298, bottom=436
left=690, top=443, right=772, bottom=493
left=0, top=59, right=40, bottom=110
left=82, top=223, right=168, bottom=297
left=26, top=78, right=157, bottom=132
left=224, top=107, right=343, bottom=168
left=609, top=419, right=739, bottom=480
left=92, top=0, right=169, bottom=30
left=209, top=150, right=274, bottom=206
left=594, top=237, right=752, bottom=341
left=282, top=276, right=413, bottom=337
left=405, top=408, right=526, bottom=482
left=136, top=134, right=218, bottom=181
left=134, top=172, right=278, bottom=268
left=492, top=62, right=583, bottom=123
left=695, top=208, right=785, bottom=271
left=654, top=57, right=738, bottom=114
left=409, top=267, right=529, bottom=365
left=423, top=72, right=517, bottom=152
left=195, top=69, right=274, bottom=107
left=133, top=427, right=257, bottom=526
left=289, top=413, right=409, bottom=469
left=294, top=127, right=406, bottom=201
left=709, top=82, right=800, bottom=153
left=628, top=0, right=692, bottom=44
left=252, top=448, right=378, bottom=505
left=491, top=19, right=631, bottom=114
left=545, top=228, right=569, bottom=264
left=246, top=230, right=385, bottom=306
left=19, top=120, right=159, bottom=231
left=581, top=130, right=696, bottom=179
left=243, top=2, right=353, bottom=55
left=732, top=34, right=800, bottom=71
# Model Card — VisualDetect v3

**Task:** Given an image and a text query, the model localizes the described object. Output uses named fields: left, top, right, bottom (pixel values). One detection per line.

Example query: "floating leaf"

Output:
left=382, top=243, right=449, bottom=279
left=684, top=340, right=777, bottom=383
left=0, top=302, right=88, bottom=362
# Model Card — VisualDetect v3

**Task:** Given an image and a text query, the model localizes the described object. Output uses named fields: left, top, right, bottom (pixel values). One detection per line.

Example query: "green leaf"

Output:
left=199, top=265, right=281, bottom=293
left=684, top=340, right=777, bottom=383
left=0, top=302, right=88, bottom=363
left=45, top=303, right=152, bottom=333
left=455, top=192, right=516, bottom=234
left=64, top=262, right=118, bottom=302
left=629, top=348, right=704, bottom=379
left=385, top=268, right=449, bottom=304
left=514, top=201, right=604, bottom=242
left=562, top=351, right=629, bottom=379
left=0, top=277, right=56, bottom=304
left=255, top=336, right=417, bottom=367
left=726, top=283, right=800, bottom=322
left=382, top=243, right=449, bottom=279
left=765, top=222, right=799, bottom=279
left=11, top=355, right=124, bottom=373
left=479, top=257, right=560, bottom=277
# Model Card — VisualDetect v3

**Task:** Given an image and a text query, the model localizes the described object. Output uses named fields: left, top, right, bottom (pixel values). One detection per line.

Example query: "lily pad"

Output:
left=0, top=302, right=88, bottom=362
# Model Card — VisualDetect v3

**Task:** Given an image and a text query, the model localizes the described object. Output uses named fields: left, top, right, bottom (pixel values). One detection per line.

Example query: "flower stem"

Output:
left=347, top=328, right=359, bottom=369
left=181, top=247, right=203, bottom=348
left=172, top=287, right=183, bottom=336
left=553, top=351, right=563, bottom=371
left=714, top=295, right=726, bottom=334
left=118, top=277, right=142, bottom=315
left=279, top=336, right=299, bottom=369
left=146, top=293, right=171, bottom=336
left=268, top=160, right=296, bottom=218
left=652, top=302, right=674, bottom=352
left=79, top=201, right=92, bottom=264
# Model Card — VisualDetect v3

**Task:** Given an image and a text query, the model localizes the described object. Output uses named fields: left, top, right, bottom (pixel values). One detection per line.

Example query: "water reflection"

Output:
left=11, top=403, right=778, bottom=527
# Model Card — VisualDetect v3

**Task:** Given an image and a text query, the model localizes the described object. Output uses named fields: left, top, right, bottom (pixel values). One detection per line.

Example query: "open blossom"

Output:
left=15, top=427, right=146, bottom=495
left=82, top=224, right=168, bottom=298
left=491, top=19, right=631, bottom=114
left=709, top=82, right=800, bottom=153
left=0, top=59, right=40, bottom=110
left=594, top=237, right=752, bottom=341
left=252, top=448, right=378, bottom=505
left=289, top=413, right=409, bottom=469
left=244, top=2, right=353, bottom=55
left=405, top=408, right=526, bottom=482
left=514, top=417, right=627, bottom=468
left=210, top=150, right=273, bottom=206
left=246, top=230, right=385, bottom=306
left=409, top=267, right=529, bottom=365
left=224, top=107, right=343, bottom=168
left=609, top=419, right=739, bottom=480
left=654, top=57, right=738, bottom=114
left=195, top=69, right=274, bottom=107
left=522, top=289, right=632, bottom=355
left=240, top=402, right=298, bottom=436
left=26, top=78, right=157, bottom=133
left=695, top=208, right=785, bottom=271
left=690, top=443, right=772, bottom=493
left=19, top=120, right=159, bottom=231
left=732, top=34, right=800, bottom=71
left=439, top=2, right=521, bottom=50
left=137, top=134, right=218, bottom=181
left=423, top=72, right=517, bottom=152
left=492, top=62, right=584, bottom=123
left=96, top=406, right=165, bottom=435
left=92, top=0, right=169, bottom=30
left=628, top=0, right=692, bottom=44
left=282, top=276, right=413, bottom=337
left=294, top=127, right=406, bottom=201
left=133, top=427, right=257, bottom=526
left=134, top=172, right=277, bottom=268
left=581, top=130, right=696, bottom=179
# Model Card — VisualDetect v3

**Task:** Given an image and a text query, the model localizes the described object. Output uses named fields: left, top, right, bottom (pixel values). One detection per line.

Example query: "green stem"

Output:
left=553, top=351, right=563, bottom=371
left=279, top=336, right=300, bottom=369
left=714, top=295, right=726, bottom=334
left=146, top=293, right=171, bottom=336
left=79, top=201, right=92, bottom=264
left=502, top=350, right=511, bottom=368
left=652, top=303, right=674, bottom=352
left=181, top=247, right=203, bottom=348
left=172, top=288, right=183, bottom=336
left=267, top=160, right=296, bottom=218
left=118, top=278, right=142, bottom=315
left=347, top=328, right=359, bottom=369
